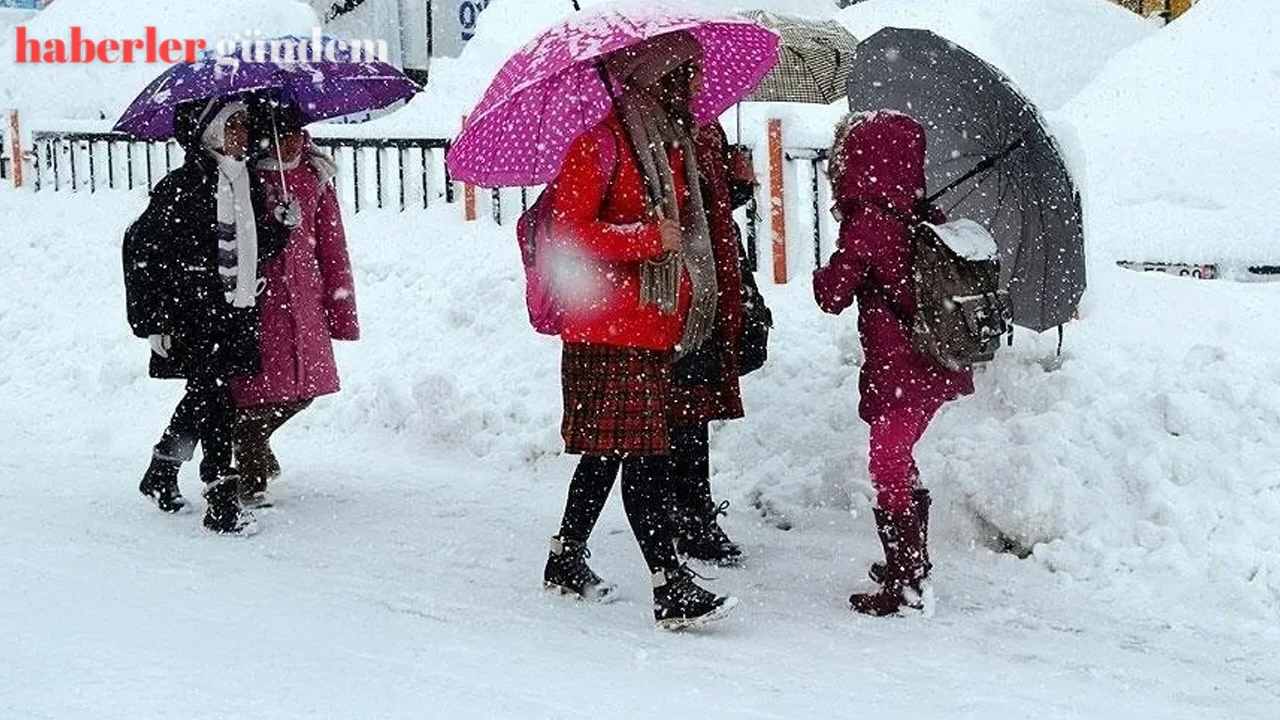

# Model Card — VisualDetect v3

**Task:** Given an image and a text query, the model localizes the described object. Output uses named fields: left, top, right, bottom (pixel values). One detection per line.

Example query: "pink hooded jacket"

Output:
left=230, top=149, right=359, bottom=408
left=813, top=111, right=973, bottom=423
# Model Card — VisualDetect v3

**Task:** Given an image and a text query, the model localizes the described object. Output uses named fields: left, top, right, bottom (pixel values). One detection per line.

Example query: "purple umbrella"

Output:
left=445, top=2, right=780, bottom=188
left=113, top=34, right=421, bottom=140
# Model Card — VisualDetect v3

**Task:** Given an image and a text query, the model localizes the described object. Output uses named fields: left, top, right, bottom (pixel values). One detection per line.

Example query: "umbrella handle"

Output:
left=269, top=106, right=290, bottom=205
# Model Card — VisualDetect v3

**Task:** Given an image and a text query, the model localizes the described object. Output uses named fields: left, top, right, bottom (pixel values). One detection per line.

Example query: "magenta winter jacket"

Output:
left=230, top=154, right=359, bottom=408
left=813, top=111, right=973, bottom=423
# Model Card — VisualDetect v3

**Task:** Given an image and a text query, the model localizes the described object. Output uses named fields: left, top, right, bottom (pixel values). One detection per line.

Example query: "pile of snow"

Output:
left=1062, top=0, right=1280, bottom=268
left=2, top=178, right=1277, bottom=618
left=0, top=0, right=318, bottom=124
left=836, top=0, right=1156, bottom=111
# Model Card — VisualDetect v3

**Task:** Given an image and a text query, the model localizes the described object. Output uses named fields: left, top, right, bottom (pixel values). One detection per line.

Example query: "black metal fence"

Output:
left=18, top=128, right=832, bottom=276
left=785, top=146, right=833, bottom=270
left=27, top=130, right=455, bottom=213
left=0, top=130, right=8, bottom=182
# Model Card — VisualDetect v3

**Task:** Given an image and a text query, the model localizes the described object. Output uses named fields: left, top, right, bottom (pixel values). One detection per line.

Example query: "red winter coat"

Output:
left=813, top=111, right=973, bottom=423
left=668, top=122, right=745, bottom=425
left=546, top=114, right=691, bottom=351
left=230, top=157, right=359, bottom=408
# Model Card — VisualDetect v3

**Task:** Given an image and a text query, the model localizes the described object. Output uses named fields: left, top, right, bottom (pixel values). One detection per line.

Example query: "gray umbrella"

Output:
left=846, top=27, right=1085, bottom=332
left=740, top=10, right=857, bottom=104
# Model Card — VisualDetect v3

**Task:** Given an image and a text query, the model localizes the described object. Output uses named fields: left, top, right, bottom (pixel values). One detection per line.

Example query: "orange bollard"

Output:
left=462, top=115, right=477, bottom=221
left=768, top=118, right=786, bottom=284
left=8, top=110, right=21, bottom=189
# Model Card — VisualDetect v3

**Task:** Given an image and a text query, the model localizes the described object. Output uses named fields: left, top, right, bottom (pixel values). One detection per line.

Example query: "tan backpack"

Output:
left=872, top=217, right=1013, bottom=371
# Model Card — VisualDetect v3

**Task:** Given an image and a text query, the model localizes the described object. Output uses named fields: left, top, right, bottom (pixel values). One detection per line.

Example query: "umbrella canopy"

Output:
left=445, top=1, right=779, bottom=188
left=113, top=35, right=421, bottom=140
left=846, top=27, right=1085, bottom=332
left=740, top=10, right=856, bottom=105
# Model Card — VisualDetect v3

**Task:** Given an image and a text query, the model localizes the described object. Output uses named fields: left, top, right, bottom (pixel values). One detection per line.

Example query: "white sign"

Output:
left=432, top=0, right=493, bottom=58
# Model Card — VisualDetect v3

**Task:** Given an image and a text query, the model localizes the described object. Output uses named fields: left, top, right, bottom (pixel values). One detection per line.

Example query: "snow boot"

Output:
left=202, top=475, right=257, bottom=535
left=234, top=443, right=280, bottom=506
left=869, top=488, right=931, bottom=584
left=543, top=536, right=618, bottom=603
left=138, top=454, right=187, bottom=514
left=850, top=509, right=928, bottom=617
left=676, top=499, right=744, bottom=566
left=652, top=564, right=739, bottom=630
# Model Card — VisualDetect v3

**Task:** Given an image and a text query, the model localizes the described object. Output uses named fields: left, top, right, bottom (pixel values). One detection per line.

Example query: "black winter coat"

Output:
left=123, top=121, right=287, bottom=380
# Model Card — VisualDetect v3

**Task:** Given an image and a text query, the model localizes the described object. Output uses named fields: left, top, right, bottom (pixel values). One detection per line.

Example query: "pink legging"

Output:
left=868, top=402, right=942, bottom=513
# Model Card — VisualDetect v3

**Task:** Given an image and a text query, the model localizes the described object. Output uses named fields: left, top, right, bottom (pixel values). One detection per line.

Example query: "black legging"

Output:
left=669, top=423, right=713, bottom=519
left=558, top=454, right=679, bottom=574
left=153, top=376, right=235, bottom=484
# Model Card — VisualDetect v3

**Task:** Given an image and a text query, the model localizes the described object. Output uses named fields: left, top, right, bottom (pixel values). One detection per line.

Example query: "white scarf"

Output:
left=200, top=100, right=259, bottom=308
left=255, top=140, right=339, bottom=188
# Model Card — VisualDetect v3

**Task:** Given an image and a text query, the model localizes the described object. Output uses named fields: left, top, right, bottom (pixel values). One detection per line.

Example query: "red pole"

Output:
left=462, top=115, right=476, bottom=222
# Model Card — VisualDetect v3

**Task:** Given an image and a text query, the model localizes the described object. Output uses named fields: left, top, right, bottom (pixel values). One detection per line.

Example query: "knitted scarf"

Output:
left=199, top=100, right=259, bottom=308
left=605, top=33, right=718, bottom=356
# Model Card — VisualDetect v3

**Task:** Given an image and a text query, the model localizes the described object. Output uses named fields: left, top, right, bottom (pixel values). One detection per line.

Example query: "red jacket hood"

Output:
left=833, top=110, right=927, bottom=220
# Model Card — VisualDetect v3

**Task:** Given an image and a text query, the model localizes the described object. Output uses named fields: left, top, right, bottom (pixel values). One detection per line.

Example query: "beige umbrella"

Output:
left=739, top=10, right=857, bottom=105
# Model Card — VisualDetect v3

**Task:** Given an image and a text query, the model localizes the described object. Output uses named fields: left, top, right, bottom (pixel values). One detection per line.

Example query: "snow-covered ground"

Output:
left=2, top=0, right=1280, bottom=716
left=2, top=190, right=1278, bottom=718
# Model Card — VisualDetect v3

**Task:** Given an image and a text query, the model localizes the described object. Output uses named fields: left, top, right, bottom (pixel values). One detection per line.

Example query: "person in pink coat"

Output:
left=230, top=108, right=359, bottom=503
left=813, top=110, right=974, bottom=616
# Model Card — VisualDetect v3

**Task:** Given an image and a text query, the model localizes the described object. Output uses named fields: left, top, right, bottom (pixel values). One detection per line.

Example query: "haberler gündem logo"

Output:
left=12, top=26, right=390, bottom=65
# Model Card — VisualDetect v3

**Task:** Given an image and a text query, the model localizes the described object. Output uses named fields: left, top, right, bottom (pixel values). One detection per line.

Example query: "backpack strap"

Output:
left=864, top=268, right=913, bottom=331
left=590, top=122, right=623, bottom=217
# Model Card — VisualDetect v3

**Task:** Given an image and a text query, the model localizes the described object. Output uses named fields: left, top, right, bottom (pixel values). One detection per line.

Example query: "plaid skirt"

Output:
left=561, top=343, right=673, bottom=456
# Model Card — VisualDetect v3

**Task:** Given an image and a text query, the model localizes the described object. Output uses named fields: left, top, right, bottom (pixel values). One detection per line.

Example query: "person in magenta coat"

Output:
left=229, top=109, right=359, bottom=503
left=813, top=110, right=974, bottom=616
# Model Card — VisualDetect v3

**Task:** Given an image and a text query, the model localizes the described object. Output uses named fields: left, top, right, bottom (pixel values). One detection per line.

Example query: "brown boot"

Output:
left=850, top=508, right=928, bottom=617
left=868, top=488, right=931, bottom=584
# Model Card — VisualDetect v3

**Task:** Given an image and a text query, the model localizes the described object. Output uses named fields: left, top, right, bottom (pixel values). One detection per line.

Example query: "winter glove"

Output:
left=148, top=334, right=172, bottom=358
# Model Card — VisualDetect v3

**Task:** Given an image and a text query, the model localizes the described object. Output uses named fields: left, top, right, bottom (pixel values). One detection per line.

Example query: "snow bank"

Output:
left=2, top=183, right=1277, bottom=617
left=1061, top=0, right=1280, bottom=268
left=836, top=0, right=1156, bottom=111
left=0, top=0, right=318, bottom=123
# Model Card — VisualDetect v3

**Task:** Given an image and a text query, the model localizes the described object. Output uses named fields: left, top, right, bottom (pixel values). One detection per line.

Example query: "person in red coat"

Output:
left=665, top=121, right=748, bottom=565
left=813, top=110, right=974, bottom=616
left=539, top=31, right=737, bottom=629
left=233, top=105, right=359, bottom=505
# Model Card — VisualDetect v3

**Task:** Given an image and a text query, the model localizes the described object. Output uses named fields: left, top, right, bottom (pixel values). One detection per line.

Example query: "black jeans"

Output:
left=558, top=454, right=679, bottom=574
left=153, top=377, right=235, bottom=484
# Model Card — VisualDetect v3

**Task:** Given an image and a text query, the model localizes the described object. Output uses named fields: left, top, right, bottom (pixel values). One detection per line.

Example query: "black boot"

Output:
left=202, top=475, right=257, bottom=535
left=139, top=455, right=187, bottom=514
left=850, top=509, right=928, bottom=617
left=652, top=564, right=739, bottom=630
left=543, top=536, right=618, bottom=603
left=676, top=500, right=744, bottom=566
left=869, top=488, right=931, bottom=584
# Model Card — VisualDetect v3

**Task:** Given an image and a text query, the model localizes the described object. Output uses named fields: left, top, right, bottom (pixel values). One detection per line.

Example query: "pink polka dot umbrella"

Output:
left=445, top=1, right=780, bottom=188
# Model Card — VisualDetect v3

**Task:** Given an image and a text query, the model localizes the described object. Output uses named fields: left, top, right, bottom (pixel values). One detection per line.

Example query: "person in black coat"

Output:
left=124, top=96, right=288, bottom=534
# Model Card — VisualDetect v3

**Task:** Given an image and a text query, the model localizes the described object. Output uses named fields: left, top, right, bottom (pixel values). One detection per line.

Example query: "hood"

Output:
left=830, top=110, right=927, bottom=218
left=172, top=97, right=237, bottom=154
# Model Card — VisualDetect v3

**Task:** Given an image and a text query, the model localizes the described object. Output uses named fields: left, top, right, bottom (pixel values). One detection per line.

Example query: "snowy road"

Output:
left=3, top=434, right=1277, bottom=719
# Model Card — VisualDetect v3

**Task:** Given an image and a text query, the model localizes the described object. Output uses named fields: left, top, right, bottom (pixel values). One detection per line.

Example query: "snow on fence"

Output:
left=26, top=130, right=455, bottom=213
